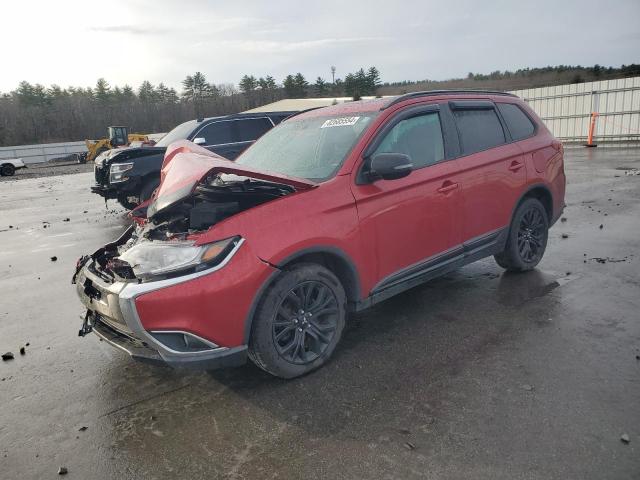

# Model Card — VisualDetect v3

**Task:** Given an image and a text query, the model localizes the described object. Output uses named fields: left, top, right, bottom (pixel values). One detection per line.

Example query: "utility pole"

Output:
left=331, top=66, right=336, bottom=84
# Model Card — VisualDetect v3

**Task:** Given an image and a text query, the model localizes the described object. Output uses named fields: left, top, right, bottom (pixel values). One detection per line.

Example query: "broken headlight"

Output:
left=117, top=236, right=240, bottom=280
left=109, top=162, right=134, bottom=183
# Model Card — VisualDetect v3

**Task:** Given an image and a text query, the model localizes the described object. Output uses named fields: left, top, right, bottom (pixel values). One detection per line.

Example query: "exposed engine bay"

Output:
left=139, top=175, right=295, bottom=240
left=75, top=175, right=296, bottom=284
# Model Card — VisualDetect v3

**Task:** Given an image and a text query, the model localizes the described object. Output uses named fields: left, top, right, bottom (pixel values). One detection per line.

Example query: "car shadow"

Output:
left=202, top=263, right=564, bottom=438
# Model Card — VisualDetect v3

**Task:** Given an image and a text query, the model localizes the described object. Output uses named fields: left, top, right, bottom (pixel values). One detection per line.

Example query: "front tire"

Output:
left=248, top=263, right=346, bottom=379
left=495, top=197, right=549, bottom=272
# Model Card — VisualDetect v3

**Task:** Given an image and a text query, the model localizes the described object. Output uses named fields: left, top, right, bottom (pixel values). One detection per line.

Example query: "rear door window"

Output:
left=235, top=118, right=273, bottom=142
left=497, top=103, right=536, bottom=140
left=197, top=121, right=234, bottom=145
left=452, top=108, right=506, bottom=155
left=373, top=112, right=445, bottom=169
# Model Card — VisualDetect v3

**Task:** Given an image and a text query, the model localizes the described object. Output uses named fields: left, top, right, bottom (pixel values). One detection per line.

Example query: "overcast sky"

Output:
left=2, top=0, right=639, bottom=93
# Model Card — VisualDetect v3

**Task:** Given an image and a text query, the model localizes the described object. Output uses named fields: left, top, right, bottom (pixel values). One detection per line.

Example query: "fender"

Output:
left=509, top=182, right=556, bottom=227
left=242, top=245, right=362, bottom=343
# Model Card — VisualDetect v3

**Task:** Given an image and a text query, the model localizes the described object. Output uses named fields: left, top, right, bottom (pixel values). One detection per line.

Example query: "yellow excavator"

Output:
left=81, top=126, right=151, bottom=163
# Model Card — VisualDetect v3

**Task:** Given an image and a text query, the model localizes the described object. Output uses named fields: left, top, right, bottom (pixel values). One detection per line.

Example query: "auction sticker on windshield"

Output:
left=321, top=116, right=360, bottom=128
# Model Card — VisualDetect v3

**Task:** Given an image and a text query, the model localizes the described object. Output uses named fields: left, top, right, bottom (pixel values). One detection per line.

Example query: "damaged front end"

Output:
left=72, top=141, right=313, bottom=368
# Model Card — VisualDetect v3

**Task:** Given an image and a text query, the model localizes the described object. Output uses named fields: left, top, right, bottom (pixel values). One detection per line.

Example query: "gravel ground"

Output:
left=0, top=161, right=94, bottom=182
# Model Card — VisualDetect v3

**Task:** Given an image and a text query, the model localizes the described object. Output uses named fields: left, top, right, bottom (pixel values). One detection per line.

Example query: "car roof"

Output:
left=292, top=90, right=519, bottom=120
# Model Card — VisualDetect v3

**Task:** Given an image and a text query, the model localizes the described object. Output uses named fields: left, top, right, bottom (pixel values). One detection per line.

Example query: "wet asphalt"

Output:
left=0, top=148, right=639, bottom=479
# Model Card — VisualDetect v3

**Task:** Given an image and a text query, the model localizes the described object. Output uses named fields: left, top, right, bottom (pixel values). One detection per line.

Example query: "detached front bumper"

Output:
left=74, top=245, right=254, bottom=370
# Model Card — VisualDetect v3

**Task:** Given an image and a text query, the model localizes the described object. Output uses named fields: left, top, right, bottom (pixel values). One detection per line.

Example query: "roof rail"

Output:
left=282, top=106, right=324, bottom=120
left=382, top=89, right=517, bottom=109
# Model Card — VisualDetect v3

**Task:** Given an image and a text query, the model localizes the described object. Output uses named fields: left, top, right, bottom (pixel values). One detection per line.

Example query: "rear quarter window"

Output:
left=497, top=103, right=536, bottom=140
left=452, top=108, right=506, bottom=155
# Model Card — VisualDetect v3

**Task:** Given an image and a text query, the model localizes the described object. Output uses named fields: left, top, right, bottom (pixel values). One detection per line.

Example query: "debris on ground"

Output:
left=403, top=442, right=416, bottom=451
left=561, top=234, right=569, bottom=239
left=599, top=224, right=604, bottom=229
left=78, top=426, right=88, bottom=432
left=19, top=346, right=25, bottom=355
left=2, top=352, right=14, bottom=361
left=63, top=218, right=70, bottom=222
left=620, top=433, right=630, bottom=444
left=50, top=256, right=58, bottom=262
left=590, top=257, right=627, bottom=264
left=58, top=466, right=68, bottom=475
left=561, top=217, right=567, bottom=222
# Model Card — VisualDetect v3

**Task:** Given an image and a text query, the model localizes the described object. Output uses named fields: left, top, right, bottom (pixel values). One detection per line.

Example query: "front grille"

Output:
left=94, top=164, right=107, bottom=184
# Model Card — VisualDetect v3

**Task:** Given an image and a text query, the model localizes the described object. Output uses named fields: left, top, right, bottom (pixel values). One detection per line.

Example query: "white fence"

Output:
left=510, top=76, right=640, bottom=144
left=0, top=133, right=166, bottom=164
left=0, top=141, right=87, bottom=164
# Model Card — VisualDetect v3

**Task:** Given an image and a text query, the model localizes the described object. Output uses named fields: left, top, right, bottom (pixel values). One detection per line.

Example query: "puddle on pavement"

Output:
left=496, top=270, right=575, bottom=307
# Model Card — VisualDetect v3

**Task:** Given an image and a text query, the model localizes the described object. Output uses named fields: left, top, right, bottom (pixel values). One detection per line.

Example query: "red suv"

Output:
left=74, top=91, right=565, bottom=378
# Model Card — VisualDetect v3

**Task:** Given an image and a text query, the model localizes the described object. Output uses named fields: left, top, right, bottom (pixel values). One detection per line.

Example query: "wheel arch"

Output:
left=514, top=184, right=554, bottom=224
left=243, top=246, right=362, bottom=343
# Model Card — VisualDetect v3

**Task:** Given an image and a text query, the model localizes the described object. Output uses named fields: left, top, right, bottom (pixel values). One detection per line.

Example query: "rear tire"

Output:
left=248, top=263, right=346, bottom=379
left=495, top=197, right=549, bottom=272
left=1, top=164, right=16, bottom=176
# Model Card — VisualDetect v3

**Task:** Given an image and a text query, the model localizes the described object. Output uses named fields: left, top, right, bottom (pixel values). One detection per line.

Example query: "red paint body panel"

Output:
left=455, top=142, right=527, bottom=240
left=135, top=240, right=275, bottom=347
left=131, top=93, right=566, bottom=349
left=350, top=159, right=463, bottom=284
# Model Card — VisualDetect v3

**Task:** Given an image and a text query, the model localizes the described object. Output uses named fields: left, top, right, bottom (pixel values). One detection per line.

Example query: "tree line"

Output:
left=2, top=63, right=639, bottom=147
left=0, top=66, right=381, bottom=147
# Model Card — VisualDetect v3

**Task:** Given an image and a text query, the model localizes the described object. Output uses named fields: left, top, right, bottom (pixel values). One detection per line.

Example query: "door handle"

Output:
left=437, top=181, right=458, bottom=194
left=508, top=161, right=524, bottom=172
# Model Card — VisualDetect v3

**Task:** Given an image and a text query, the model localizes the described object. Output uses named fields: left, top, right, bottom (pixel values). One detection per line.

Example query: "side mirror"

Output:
left=193, top=137, right=206, bottom=146
left=369, top=153, right=413, bottom=181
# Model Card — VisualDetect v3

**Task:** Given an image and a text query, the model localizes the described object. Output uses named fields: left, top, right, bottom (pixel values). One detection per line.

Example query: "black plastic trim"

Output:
left=448, top=100, right=495, bottom=110
left=383, top=90, right=516, bottom=110
left=511, top=183, right=555, bottom=225
left=364, top=227, right=507, bottom=308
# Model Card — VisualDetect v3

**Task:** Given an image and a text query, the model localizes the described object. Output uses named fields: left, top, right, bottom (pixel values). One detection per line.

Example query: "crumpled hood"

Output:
left=147, top=140, right=317, bottom=219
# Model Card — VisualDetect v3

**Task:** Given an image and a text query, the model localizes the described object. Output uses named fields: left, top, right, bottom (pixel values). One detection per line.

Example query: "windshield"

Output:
left=235, top=113, right=377, bottom=181
left=155, top=120, right=197, bottom=147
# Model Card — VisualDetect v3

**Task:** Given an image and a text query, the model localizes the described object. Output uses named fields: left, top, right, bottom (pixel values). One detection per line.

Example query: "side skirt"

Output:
left=356, top=228, right=507, bottom=311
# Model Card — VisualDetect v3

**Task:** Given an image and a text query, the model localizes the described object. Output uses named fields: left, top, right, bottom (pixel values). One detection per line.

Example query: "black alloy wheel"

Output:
left=517, top=207, right=545, bottom=263
left=248, top=263, right=346, bottom=378
left=494, top=197, right=549, bottom=272
left=272, top=281, right=339, bottom=365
